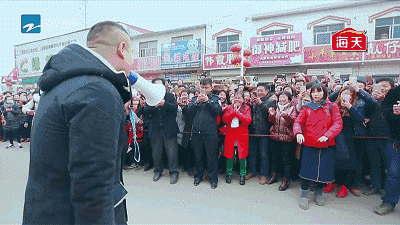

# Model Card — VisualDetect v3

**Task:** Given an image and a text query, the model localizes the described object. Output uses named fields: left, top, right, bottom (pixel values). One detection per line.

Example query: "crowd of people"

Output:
left=0, top=87, right=39, bottom=149
left=123, top=72, right=400, bottom=215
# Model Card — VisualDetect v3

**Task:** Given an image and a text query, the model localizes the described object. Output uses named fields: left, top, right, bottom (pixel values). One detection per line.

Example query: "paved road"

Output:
left=1, top=141, right=399, bottom=224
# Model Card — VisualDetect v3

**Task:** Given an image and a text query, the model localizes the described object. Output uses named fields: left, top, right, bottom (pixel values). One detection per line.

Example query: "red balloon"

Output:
left=243, top=49, right=252, bottom=57
left=243, top=60, right=251, bottom=68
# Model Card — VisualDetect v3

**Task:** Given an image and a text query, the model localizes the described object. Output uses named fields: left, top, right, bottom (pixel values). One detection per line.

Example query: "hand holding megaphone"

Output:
left=128, top=71, right=166, bottom=106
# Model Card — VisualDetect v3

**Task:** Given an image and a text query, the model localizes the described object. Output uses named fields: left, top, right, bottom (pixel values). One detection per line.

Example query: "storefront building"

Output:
left=204, top=0, right=400, bottom=83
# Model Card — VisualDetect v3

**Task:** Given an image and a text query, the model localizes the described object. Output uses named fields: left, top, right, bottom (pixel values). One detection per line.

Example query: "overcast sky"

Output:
left=1, top=0, right=351, bottom=76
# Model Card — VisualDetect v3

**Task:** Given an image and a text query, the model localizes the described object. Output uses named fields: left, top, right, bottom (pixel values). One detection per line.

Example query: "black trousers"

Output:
left=192, top=133, right=219, bottom=183
left=150, top=129, right=179, bottom=175
left=6, top=129, right=21, bottom=145
left=270, top=140, right=295, bottom=179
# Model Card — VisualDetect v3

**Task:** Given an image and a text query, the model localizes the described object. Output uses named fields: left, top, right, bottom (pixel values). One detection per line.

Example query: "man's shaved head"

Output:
left=86, top=21, right=134, bottom=75
left=87, top=21, right=129, bottom=45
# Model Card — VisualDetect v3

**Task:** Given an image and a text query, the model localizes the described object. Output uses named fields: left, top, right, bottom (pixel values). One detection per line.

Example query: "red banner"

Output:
left=303, top=45, right=362, bottom=63
left=365, top=39, right=400, bottom=61
left=203, top=53, right=239, bottom=70
left=133, top=56, right=161, bottom=71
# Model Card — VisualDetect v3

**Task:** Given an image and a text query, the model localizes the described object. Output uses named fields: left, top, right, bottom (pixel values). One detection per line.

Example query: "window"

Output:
left=313, top=23, right=345, bottom=45
left=375, top=16, right=400, bottom=40
left=217, top=34, right=239, bottom=53
left=261, top=28, right=288, bottom=36
left=139, top=40, right=157, bottom=57
left=171, top=34, right=194, bottom=43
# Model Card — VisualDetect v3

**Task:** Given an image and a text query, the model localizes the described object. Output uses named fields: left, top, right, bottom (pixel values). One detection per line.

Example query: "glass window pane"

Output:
left=329, top=23, right=344, bottom=31
left=314, top=25, right=327, bottom=33
left=217, top=36, right=227, bottom=43
left=395, top=17, right=400, bottom=24
left=261, top=31, right=274, bottom=36
left=139, top=42, right=148, bottom=49
left=317, top=33, right=330, bottom=45
left=275, top=29, right=288, bottom=34
left=227, top=42, right=236, bottom=51
left=152, top=48, right=157, bottom=56
left=149, top=41, right=157, bottom=48
left=376, top=18, right=394, bottom=26
left=393, top=26, right=400, bottom=39
left=375, top=26, right=390, bottom=40
left=228, top=35, right=239, bottom=41
left=219, top=43, right=227, bottom=53
left=171, top=37, right=181, bottom=43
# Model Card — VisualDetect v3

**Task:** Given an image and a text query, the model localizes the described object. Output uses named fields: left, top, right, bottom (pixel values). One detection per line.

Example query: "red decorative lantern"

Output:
left=243, top=60, right=251, bottom=68
left=243, top=49, right=252, bottom=57
left=230, top=44, right=242, bottom=53
left=234, top=55, right=242, bottom=64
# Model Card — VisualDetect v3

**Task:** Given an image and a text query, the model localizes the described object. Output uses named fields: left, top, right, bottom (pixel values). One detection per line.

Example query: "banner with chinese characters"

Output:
left=364, top=39, right=400, bottom=61
left=249, top=32, right=303, bottom=67
left=165, top=71, right=196, bottom=82
left=203, top=53, right=239, bottom=70
left=303, top=44, right=363, bottom=63
left=133, top=56, right=161, bottom=71
left=161, top=39, right=202, bottom=69
left=15, top=29, right=88, bottom=77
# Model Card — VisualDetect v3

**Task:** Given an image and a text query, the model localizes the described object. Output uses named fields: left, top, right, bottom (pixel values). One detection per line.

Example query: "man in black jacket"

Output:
left=375, top=85, right=400, bottom=215
left=22, top=21, right=133, bottom=224
left=187, top=78, right=222, bottom=189
left=246, top=83, right=276, bottom=185
left=144, top=78, right=180, bottom=184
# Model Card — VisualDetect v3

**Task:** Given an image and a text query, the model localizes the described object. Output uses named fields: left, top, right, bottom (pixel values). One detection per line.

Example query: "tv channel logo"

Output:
left=21, top=14, right=41, bottom=33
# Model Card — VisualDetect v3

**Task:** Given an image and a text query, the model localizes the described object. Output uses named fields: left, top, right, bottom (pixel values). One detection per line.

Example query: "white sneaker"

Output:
left=18, top=143, right=23, bottom=148
left=6, top=144, right=15, bottom=149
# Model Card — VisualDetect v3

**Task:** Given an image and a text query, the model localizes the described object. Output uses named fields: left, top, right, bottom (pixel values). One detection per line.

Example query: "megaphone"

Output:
left=128, top=71, right=166, bottom=106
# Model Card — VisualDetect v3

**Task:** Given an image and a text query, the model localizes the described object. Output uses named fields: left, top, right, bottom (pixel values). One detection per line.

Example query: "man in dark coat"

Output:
left=143, top=78, right=180, bottom=184
left=375, top=85, right=400, bottom=215
left=187, top=78, right=222, bottom=189
left=22, top=21, right=134, bottom=224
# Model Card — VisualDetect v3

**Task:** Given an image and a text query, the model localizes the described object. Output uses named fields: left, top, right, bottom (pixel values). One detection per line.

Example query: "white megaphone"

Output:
left=128, top=71, right=166, bottom=106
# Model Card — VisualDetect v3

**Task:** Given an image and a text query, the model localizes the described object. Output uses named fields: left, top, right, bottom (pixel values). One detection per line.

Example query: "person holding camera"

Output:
left=187, top=78, right=222, bottom=189
left=1, top=95, right=22, bottom=148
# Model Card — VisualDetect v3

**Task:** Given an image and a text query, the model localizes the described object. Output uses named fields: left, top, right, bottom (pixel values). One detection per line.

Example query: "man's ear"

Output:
left=117, top=42, right=126, bottom=59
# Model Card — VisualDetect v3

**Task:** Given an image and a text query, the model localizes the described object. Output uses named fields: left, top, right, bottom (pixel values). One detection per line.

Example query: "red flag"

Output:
left=7, top=66, right=18, bottom=80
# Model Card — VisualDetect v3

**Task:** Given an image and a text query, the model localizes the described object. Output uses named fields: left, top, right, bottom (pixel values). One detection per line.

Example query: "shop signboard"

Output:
left=164, top=71, right=195, bottom=82
left=133, top=56, right=161, bottom=71
left=161, top=39, right=202, bottom=69
left=303, top=44, right=363, bottom=63
left=332, top=28, right=367, bottom=52
left=14, top=29, right=88, bottom=77
left=203, top=52, right=239, bottom=70
left=365, top=38, right=400, bottom=61
left=249, top=32, right=303, bottom=67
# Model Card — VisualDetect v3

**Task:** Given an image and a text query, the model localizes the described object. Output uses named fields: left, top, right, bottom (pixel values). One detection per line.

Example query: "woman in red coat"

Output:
left=222, top=91, right=252, bottom=185
left=293, top=83, right=343, bottom=210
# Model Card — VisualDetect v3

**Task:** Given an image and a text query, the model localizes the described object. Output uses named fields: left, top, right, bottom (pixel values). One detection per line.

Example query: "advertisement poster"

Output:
left=364, top=38, right=400, bottom=61
left=249, top=32, right=303, bottom=66
left=303, top=44, right=363, bottom=63
left=203, top=52, right=239, bottom=70
left=161, top=39, right=201, bottom=69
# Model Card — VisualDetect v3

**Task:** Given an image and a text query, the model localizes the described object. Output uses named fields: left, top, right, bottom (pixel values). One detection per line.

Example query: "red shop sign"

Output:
left=332, top=28, right=367, bottom=52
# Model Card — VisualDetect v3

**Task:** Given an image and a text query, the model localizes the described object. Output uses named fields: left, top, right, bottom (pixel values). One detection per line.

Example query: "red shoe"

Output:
left=324, top=183, right=338, bottom=193
left=336, top=185, right=349, bottom=198
left=21, top=139, right=26, bottom=142
left=25, top=138, right=30, bottom=143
